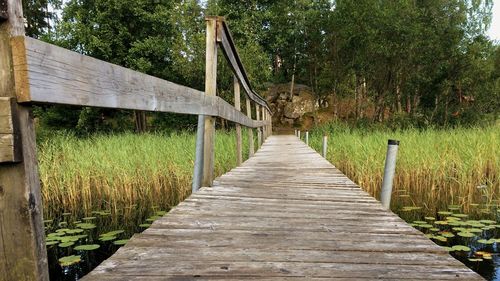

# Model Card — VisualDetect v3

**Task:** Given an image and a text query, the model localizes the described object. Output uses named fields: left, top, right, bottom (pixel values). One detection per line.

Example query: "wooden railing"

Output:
left=0, top=1, right=271, bottom=279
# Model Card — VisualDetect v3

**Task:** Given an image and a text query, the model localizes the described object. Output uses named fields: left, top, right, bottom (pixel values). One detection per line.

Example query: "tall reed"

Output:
left=37, top=130, right=250, bottom=220
left=309, top=124, right=499, bottom=216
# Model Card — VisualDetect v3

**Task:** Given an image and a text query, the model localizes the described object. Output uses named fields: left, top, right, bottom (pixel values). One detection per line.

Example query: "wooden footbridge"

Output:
left=0, top=2, right=484, bottom=280
left=82, top=135, right=483, bottom=280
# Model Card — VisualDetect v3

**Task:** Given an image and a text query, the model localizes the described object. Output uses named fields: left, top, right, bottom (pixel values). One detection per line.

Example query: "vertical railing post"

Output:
left=322, top=135, right=328, bottom=158
left=234, top=76, right=242, bottom=165
left=0, top=1, right=49, bottom=279
left=298, top=130, right=301, bottom=140
left=246, top=98, right=254, bottom=157
left=380, top=139, right=400, bottom=209
left=263, top=110, right=267, bottom=139
left=305, top=131, right=309, bottom=145
left=256, top=104, right=262, bottom=148
left=294, top=129, right=297, bottom=137
left=202, top=16, right=218, bottom=187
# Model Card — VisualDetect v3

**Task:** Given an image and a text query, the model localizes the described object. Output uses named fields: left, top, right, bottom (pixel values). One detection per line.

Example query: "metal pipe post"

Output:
left=305, top=131, right=309, bottom=145
left=380, top=139, right=400, bottom=209
left=192, top=115, right=205, bottom=192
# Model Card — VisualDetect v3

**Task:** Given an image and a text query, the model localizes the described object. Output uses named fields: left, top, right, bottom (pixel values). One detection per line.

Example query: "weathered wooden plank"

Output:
left=85, top=135, right=484, bottom=280
left=246, top=98, right=254, bottom=157
left=217, top=19, right=269, bottom=112
left=86, top=261, right=480, bottom=280
left=0, top=97, right=21, bottom=162
left=0, top=1, right=49, bottom=280
left=10, top=36, right=267, bottom=129
left=202, top=17, right=217, bottom=187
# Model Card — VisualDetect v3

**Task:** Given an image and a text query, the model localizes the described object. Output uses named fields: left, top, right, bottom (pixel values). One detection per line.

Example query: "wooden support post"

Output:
left=256, top=105, right=262, bottom=148
left=234, top=76, right=242, bottom=165
left=269, top=110, right=272, bottom=136
left=305, top=131, right=309, bottom=145
left=246, top=98, right=254, bottom=157
left=0, top=1, right=49, bottom=280
left=202, top=17, right=218, bottom=187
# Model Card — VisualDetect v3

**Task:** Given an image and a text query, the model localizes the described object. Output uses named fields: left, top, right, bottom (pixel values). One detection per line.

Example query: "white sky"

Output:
left=488, top=0, right=500, bottom=41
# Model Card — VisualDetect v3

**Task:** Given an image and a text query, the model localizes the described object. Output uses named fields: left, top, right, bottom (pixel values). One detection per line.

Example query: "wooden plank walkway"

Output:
left=83, top=135, right=484, bottom=280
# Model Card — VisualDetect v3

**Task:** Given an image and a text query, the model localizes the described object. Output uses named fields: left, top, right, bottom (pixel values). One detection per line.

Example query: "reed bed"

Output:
left=38, top=130, right=249, bottom=220
left=309, top=124, right=499, bottom=216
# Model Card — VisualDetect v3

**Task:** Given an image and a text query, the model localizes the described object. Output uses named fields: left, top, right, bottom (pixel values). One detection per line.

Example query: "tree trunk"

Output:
left=360, top=77, right=366, bottom=118
left=405, top=94, right=411, bottom=114
left=396, top=83, right=402, bottom=113
left=134, top=111, right=147, bottom=133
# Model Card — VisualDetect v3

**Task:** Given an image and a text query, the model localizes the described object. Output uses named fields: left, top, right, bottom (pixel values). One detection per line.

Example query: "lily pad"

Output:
left=451, top=213, right=468, bottom=218
left=467, top=228, right=483, bottom=233
left=74, top=244, right=100, bottom=251
left=45, top=241, right=59, bottom=246
left=438, top=211, right=452, bottom=215
left=59, top=255, right=81, bottom=266
left=457, top=232, right=475, bottom=238
left=451, top=245, right=471, bottom=251
left=82, top=217, right=96, bottom=221
left=431, top=236, right=447, bottom=242
left=477, top=239, right=495, bottom=245
left=99, top=236, right=117, bottom=242
left=440, top=232, right=455, bottom=238
left=101, top=230, right=124, bottom=237
left=76, top=223, right=96, bottom=230
left=468, top=258, right=483, bottom=262
left=58, top=242, right=74, bottom=248
left=424, top=217, right=435, bottom=221
left=139, top=224, right=151, bottom=228
left=113, top=239, right=129, bottom=246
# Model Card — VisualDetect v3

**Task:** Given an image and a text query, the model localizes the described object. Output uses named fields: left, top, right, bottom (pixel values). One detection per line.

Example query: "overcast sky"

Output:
left=488, top=0, right=500, bottom=41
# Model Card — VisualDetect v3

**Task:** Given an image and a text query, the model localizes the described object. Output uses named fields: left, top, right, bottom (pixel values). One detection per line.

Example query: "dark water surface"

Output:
left=46, top=206, right=499, bottom=280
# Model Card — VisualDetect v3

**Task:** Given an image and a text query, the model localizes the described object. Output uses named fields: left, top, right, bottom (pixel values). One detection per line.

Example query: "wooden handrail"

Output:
left=215, top=17, right=270, bottom=112
left=11, top=36, right=269, bottom=128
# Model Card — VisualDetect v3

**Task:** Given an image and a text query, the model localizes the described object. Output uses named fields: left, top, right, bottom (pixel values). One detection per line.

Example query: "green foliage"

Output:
left=26, top=0, right=499, bottom=131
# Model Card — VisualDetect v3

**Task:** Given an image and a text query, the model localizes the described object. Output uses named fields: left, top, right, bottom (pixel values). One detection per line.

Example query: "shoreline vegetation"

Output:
left=38, top=130, right=250, bottom=221
left=39, top=123, right=499, bottom=221
left=309, top=123, right=499, bottom=218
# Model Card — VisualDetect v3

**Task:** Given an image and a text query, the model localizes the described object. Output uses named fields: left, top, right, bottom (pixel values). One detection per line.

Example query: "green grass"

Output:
left=38, top=130, right=252, bottom=220
left=308, top=123, right=499, bottom=216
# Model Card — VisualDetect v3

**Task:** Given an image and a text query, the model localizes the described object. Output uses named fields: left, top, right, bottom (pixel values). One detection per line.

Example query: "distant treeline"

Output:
left=24, top=0, right=499, bottom=133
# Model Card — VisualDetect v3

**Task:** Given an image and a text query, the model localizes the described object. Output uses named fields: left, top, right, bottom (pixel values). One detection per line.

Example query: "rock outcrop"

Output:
left=263, top=83, right=317, bottom=127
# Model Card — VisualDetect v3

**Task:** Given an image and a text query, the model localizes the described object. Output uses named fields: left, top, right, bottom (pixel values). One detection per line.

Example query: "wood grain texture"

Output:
left=217, top=19, right=270, bottom=112
left=10, top=36, right=267, bottom=129
left=83, top=135, right=483, bottom=281
left=246, top=98, right=254, bottom=157
left=0, top=97, right=21, bottom=162
left=0, top=1, right=49, bottom=280
left=202, top=18, right=217, bottom=187
left=234, top=76, right=242, bottom=165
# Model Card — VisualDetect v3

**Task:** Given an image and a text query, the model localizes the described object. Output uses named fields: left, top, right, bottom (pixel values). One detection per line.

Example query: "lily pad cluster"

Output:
left=405, top=204, right=499, bottom=266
